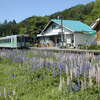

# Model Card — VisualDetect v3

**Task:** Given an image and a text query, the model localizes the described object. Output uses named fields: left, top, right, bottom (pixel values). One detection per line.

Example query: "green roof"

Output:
left=52, top=19, right=96, bottom=35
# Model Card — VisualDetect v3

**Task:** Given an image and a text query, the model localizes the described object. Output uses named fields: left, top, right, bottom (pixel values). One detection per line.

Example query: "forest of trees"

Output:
left=0, top=20, right=18, bottom=37
left=0, top=0, right=99, bottom=37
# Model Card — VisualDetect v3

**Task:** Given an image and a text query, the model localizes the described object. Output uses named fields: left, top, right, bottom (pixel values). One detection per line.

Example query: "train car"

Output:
left=0, top=35, right=30, bottom=48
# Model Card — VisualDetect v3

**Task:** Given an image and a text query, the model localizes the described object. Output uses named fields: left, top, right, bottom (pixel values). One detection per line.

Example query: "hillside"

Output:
left=18, top=1, right=95, bottom=36
left=18, top=16, right=49, bottom=36
left=84, top=0, right=100, bottom=24
left=50, top=2, right=94, bottom=24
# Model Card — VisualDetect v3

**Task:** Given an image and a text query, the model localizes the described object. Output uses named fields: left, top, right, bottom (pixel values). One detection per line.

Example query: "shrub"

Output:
left=87, top=45, right=100, bottom=50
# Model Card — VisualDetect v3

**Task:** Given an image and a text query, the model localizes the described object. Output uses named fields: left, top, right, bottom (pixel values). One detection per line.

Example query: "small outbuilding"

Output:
left=91, top=18, right=100, bottom=45
left=37, top=19, right=96, bottom=47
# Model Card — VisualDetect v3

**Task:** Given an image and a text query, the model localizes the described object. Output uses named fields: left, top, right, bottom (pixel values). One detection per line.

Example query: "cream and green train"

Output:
left=0, top=35, right=30, bottom=48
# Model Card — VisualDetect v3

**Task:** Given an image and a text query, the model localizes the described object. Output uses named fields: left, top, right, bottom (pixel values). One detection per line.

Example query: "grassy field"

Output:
left=0, top=58, right=100, bottom=100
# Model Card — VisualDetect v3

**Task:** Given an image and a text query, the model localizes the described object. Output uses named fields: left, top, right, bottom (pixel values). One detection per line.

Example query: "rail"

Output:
left=30, top=47, right=100, bottom=54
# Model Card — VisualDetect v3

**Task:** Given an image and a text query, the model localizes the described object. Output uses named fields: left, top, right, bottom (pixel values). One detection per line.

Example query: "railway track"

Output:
left=0, top=47, right=100, bottom=55
left=30, top=47, right=100, bottom=55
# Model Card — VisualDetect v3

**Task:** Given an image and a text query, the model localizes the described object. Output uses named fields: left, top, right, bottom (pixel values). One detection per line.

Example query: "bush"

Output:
left=77, top=45, right=87, bottom=49
left=87, top=45, right=100, bottom=50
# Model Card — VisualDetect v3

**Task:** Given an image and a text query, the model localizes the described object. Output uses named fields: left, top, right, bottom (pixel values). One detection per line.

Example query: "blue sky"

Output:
left=0, top=0, right=95, bottom=22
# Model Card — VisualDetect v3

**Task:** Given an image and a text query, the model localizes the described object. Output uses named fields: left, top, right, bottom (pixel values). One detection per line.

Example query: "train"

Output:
left=0, top=35, right=31, bottom=48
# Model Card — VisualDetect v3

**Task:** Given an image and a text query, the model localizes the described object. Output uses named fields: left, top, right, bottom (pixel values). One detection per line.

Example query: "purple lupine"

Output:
left=59, top=63, right=63, bottom=76
left=12, top=74, right=17, bottom=78
left=52, top=63, right=57, bottom=77
left=47, top=62, right=51, bottom=72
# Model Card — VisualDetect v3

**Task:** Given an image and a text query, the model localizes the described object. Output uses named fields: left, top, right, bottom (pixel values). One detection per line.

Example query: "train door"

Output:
left=24, top=36, right=30, bottom=47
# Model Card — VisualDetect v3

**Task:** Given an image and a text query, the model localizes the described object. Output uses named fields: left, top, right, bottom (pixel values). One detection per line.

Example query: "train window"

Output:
left=17, top=36, right=29, bottom=42
left=6, top=39, right=11, bottom=43
left=12, top=38, right=14, bottom=42
left=25, top=37, right=29, bottom=42
left=8, top=39, right=10, bottom=42
left=0, top=38, right=11, bottom=43
left=7, top=39, right=11, bottom=42
left=22, top=36, right=25, bottom=42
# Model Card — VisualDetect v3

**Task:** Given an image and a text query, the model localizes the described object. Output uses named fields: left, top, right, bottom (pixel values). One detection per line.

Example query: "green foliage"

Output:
left=87, top=45, right=100, bottom=50
left=0, top=20, right=19, bottom=37
left=50, top=2, right=94, bottom=23
left=91, top=0, right=100, bottom=19
left=0, top=97, right=5, bottom=100
left=18, top=16, right=49, bottom=37
left=77, top=44, right=100, bottom=50
left=0, top=58, right=100, bottom=100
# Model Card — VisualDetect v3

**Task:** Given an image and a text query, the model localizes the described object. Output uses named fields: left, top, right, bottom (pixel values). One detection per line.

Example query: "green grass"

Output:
left=0, top=58, right=100, bottom=100
left=87, top=45, right=100, bottom=50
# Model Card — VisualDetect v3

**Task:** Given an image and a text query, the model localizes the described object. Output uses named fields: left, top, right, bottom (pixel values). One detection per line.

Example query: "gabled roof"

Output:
left=52, top=19, right=96, bottom=35
left=39, top=19, right=96, bottom=36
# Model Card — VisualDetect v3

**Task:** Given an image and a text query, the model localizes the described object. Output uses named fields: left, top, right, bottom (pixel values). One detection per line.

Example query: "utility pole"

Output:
left=60, top=17, right=64, bottom=46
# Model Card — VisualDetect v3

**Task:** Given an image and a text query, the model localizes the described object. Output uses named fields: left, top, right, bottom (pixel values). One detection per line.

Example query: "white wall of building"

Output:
left=74, top=33, right=96, bottom=46
left=97, top=41, right=100, bottom=45
left=44, top=23, right=60, bottom=35
left=43, top=23, right=72, bottom=36
left=39, top=22, right=96, bottom=47
left=64, top=34, right=73, bottom=44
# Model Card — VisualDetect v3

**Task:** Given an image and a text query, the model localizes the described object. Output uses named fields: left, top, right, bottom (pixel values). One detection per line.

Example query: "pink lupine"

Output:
left=96, top=64, right=100, bottom=85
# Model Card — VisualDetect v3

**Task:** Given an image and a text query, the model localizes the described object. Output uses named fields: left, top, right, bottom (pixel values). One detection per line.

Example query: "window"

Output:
left=25, top=37, right=29, bottom=42
left=17, top=36, right=29, bottom=43
left=0, top=38, right=11, bottom=43
left=71, top=34, right=74, bottom=43
left=52, top=24, right=56, bottom=29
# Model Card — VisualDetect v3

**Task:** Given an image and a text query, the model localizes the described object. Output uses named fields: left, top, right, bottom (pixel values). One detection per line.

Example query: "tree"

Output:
left=0, top=20, right=19, bottom=37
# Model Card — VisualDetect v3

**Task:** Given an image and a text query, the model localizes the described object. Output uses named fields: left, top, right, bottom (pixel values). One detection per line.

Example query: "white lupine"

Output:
left=96, top=64, right=100, bottom=85
left=4, top=88, right=6, bottom=98
left=58, top=76, right=65, bottom=91
left=65, top=64, right=69, bottom=75
left=81, top=80, right=84, bottom=90
left=89, top=68, right=93, bottom=87
left=69, top=69, right=73, bottom=81
left=12, top=89, right=16, bottom=96
left=73, top=67, right=77, bottom=77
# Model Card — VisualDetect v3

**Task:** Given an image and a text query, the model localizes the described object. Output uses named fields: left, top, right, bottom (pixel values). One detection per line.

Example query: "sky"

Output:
left=0, top=0, right=95, bottom=23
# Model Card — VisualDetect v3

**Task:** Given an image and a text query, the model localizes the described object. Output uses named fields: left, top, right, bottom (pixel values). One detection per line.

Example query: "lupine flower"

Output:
left=59, top=63, right=63, bottom=76
left=0, top=49, right=100, bottom=92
